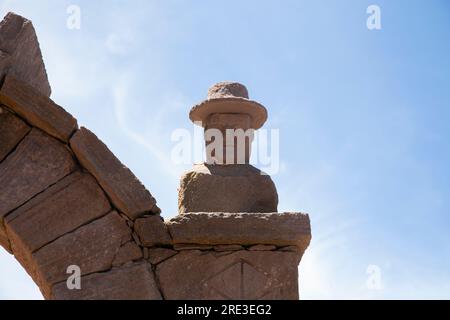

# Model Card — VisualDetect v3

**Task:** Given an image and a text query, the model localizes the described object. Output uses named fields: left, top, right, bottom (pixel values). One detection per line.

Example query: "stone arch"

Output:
left=1, top=12, right=312, bottom=300
left=0, top=12, right=168, bottom=300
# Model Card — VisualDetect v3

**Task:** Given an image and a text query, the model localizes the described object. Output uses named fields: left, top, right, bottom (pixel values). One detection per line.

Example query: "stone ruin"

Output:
left=0, top=12, right=311, bottom=300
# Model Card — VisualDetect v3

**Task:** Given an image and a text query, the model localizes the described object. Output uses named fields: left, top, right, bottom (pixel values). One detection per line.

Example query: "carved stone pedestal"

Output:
left=156, top=212, right=311, bottom=300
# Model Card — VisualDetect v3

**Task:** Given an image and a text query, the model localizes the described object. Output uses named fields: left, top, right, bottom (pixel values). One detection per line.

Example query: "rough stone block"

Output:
left=147, top=248, right=177, bottom=265
left=173, top=244, right=213, bottom=251
left=0, top=74, right=77, bottom=142
left=0, top=105, right=30, bottom=162
left=0, top=12, right=51, bottom=97
left=134, top=215, right=172, bottom=247
left=6, top=171, right=111, bottom=260
left=178, top=164, right=278, bottom=214
left=167, top=212, right=311, bottom=251
left=0, top=129, right=76, bottom=244
left=157, top=250, right=301, bottom=300
left=32, top=211, right=132, bottom=296
left=70, top=128, right=160, bottom=219
left=0, top=232, right=11, bottom=253
left=112, top=242, right=143, bottom=267
left=0, top=49, right=8, bottom=72
left=52, top=261, right=162, bottom=300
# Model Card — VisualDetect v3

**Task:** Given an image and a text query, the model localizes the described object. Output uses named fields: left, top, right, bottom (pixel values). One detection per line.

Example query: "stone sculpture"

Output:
left=0, top=12, right=311, bottom=300
left=179, top=82, right=278, bottom=214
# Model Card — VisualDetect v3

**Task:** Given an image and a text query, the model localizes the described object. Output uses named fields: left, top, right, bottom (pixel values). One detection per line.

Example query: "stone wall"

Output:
left=0, top=12, right=311, bottom=300
left=0, top=71, right=163, bottom=299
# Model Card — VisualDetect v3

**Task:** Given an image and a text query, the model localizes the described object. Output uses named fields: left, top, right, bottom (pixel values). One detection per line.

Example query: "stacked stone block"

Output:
left=0, top=12, right=312, bottom=300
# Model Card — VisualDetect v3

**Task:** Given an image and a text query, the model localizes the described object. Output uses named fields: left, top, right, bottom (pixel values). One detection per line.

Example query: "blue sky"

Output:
left=1, top=0, right=450, bottom=299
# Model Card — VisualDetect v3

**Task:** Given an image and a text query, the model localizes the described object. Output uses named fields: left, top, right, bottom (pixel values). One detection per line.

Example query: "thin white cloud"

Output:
left=112, top=80, right=173, bottom=174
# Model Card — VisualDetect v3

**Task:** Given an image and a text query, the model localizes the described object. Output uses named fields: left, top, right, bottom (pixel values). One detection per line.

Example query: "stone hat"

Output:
left=189, top=82, right=268, bottom=129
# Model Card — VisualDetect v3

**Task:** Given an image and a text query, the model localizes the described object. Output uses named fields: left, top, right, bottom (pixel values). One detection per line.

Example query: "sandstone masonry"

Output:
left=0, top=12, right=311, bottom=300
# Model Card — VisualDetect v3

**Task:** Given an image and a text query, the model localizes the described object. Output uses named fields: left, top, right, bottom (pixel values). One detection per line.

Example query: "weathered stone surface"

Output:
left=0, top=74, right=77, bottom=142
left=0, top=12, right=51, bottom=97
left=6, top=171, right=111, bottom=259
left=178, top=164, right=278, bottom=214
left=190, top=82, right=268, bottom=130
left=0, top=49, right=8, bottom=72
left=131, top=231, right=142, bottom=246
left=157, top=250, right=301, bottom=300
left=204, top=113, right=253, bottom=165
left=167, top=212, right=311, bottom=251
left=173, top=244, right=213, bottom=251
left=248, top=245, right=277, bottom=251
left=278, top=246, right=299, bottom=252
left=134, top=215, right=172, bottom=247
left=32, top=211, right=132, bottom=296
left=52, top=261, right=162, bottom=300
left=0, top=106, right=30, bottom=162
left=70, top=128, right=160, bottom=219
left=0, top=129, right=76, bottom=246
left=0, top=232, right=11, bottom=253
left=112, top=242, right=143, bottom=267
left=214, top=244, right=244, bottom=252
left=147, top=248, right=177, bottom=265
left=143, top=247, right=149, bottom=259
